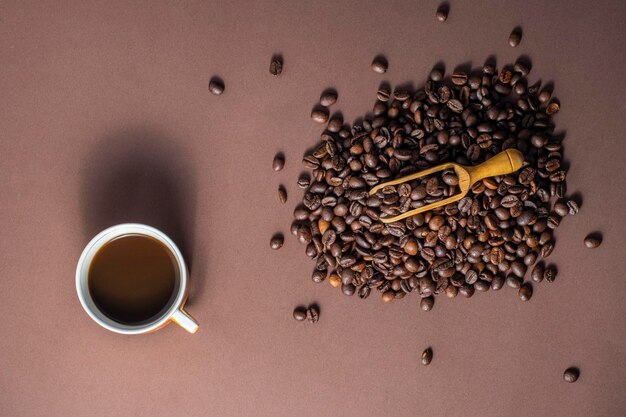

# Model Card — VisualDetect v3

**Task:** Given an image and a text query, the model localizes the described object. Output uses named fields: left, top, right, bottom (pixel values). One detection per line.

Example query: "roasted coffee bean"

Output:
left=508, top=28, right=522, bottom=47
left=353, top=282, right=371, bottom=299
left=269, top=55, right=283, bottom=76
left=544, top=266, right=557, bottom=282
left=531, top=263, right=544, bottom=282
left=563, top=367, right=579, bottom=383
left=273, top=153, right=285, bottom=171
left=567, top=200, right=579, bottom=215
left=435, top=4, right=448, bottom=22
left=306, top=305, right=320, bottom=323
left=452, top=71, right=468, bottom=86
left=420, top=296, right=434, bottom=311
left=421, top=348, right=433, bottom=365
left=278, top=185, right=288, bottom=204
left=311, top=108, right=329, bottom=123
left=208, top=77, right=224, bottom=95
left=320, top=90, right=338, bottom=107
left=490, top=274, right=504, bottom=291
left=312, top=269, right=327, bottom=283
left=371, top=56, right=388, bottom=74
left=381, top=290, right=394, bottom=302
left=474, top=280, right=490, bottom=292
left=342, top=283, right=356, bottom=296
left=546, top=101, right=560, bottom=115
left=293, top=306, right=307, bottom=321
left=270, top=234, right=284, bottom=250
left=459, top=283, right=475, bottom=298
left=506, top=275, right=522, bottom=289
left=554, top=201, right=569, bottom=217
left=584, top=233, right=602, bottom=248
left=329, top=273, right=342, bottom=288
left=518, top=283, right=533, bottom=301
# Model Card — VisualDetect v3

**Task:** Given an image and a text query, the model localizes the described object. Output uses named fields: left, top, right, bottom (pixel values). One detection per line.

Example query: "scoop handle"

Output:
left=466, top=149, right=524, bottom=184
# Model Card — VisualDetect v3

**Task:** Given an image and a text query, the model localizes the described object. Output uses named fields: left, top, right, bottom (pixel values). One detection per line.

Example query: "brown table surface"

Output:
left=1, top=1, right=625, bottom=416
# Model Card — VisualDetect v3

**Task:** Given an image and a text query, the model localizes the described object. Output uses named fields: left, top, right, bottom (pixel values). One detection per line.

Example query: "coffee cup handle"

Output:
left=171, top=309, right=199, bottom=334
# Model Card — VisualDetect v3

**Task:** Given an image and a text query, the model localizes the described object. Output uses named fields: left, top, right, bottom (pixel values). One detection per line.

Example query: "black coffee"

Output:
left=88, top=234, right=178, bottom=324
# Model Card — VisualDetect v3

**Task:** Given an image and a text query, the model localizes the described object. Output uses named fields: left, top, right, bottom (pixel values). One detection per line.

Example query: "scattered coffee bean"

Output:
left=567, top=200, right=579, bottom=215
left=584, top=233, right=602, bottom=248
left=320, top=90, right=338, bottom=107
left=421, top=348, right=433, bottom=366
left=311, top=108, right=329, bottom=123
left=506, top=275, right=522, bottom=289
left=306, top=305, right=320, bottom=323
left=435, top=4, right=448, bottom=22
left=278, top=185, right=288, bottom=204
left=518, top=283, right=533, bottom=301
left=563, top=367, right=579, bottom=383
left=269, top=55, right=283, bottom=76
left=208, top=77, right=224, bottom=95
left=270, top=233, right=284, bottom=250
left=508, top=28, right=522, bottom=47
left=371, top=56, right=388, bottom=74
left=544, top=266, right=557, bottom=283
left=293, top=306, right=307, bottom=321
left=272, top=153, right=285, bottom=171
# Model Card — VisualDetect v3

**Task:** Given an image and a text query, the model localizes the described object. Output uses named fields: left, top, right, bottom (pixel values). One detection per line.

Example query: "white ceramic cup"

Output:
left=76, top=223, right=199, bottom=334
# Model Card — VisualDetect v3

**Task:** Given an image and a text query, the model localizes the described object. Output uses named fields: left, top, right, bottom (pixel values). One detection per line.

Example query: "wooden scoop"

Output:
left=369, top=149, right=525, bottom=224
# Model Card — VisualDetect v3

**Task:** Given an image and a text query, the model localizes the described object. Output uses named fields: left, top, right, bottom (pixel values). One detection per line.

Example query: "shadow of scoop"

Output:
left=80, top=127, right=197, bottom=274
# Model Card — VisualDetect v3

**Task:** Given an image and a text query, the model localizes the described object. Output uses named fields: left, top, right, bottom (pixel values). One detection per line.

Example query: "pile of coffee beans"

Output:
left=293, top=58, right=578, bottom=305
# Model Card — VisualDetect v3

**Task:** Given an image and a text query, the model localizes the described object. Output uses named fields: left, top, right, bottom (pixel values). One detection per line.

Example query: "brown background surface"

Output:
left=1, top=1, right=625, bottom=416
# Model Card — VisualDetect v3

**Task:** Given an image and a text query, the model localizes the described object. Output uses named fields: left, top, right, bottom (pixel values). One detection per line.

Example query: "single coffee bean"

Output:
left=506, top=275, right=522, bottom=289
left=459, top=283, right=475, bottom=298
left=312, top=269, right=326, bottom=283
left=435, top=4, right=448, bottom=22
left=270, top=234, right=284, bottom=250
left=567, top=200, right=579, bottom=215
left=298, top=174, right=311, bottom=189
left=508, top=28, right=522, bottom=47
left=208, top=77, right=224, bottom=95
left=445, top=285, right=458, bottom=298
left=544, top=266, right=557, bottom=283
left=329, top=273, right=342, bottom=288
left=451, top=71, right=468, bottom=86
left=293, top=306, right=307, bottom=321
left=531, top=264, right=544, bottom=282
left=273, top=153, right=285, bottom=171
left=269, top=55, right=283, bottom=76
left=278, top=185, right=288, bottom=204
left=554, top=201, right=569, bottom=217
left=306, top=305, right=320, bottom=323
left=546, top=101, right=560, bottom=115
left=584, top=233, right=602, bottom=248
left=342, top=283, right=356, bottom=296
left=563, top=367, right=579, bottom=383
left=518, top=283, right=533, bottom=301
left=311, top=108, right=329, bottom=123
left=421, top=348, right=433, bottom=366
left=371, top=56, right=388, bottom=74
left=381, top=290, right=394, bottom=303
left=490, top=274, right=505, bottom=291
left=420, top=296, right=434, bottom=311
left=320, top=90, right=338, bottom=107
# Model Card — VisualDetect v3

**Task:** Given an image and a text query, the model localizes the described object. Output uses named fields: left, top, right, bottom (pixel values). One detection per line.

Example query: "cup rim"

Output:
left=76, top=223, right=188, bottom=334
